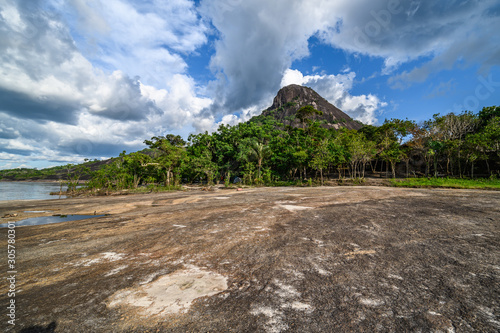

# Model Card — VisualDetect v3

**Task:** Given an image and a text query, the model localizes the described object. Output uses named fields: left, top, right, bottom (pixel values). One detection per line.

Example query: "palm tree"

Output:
left=250, top=141, right=271, bottom=181
left=239, top=139, right=271, bottom=182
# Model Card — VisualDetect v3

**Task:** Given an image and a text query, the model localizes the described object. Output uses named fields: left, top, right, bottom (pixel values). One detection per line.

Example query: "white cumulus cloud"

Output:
left=0, top=0, right=213, bottom=168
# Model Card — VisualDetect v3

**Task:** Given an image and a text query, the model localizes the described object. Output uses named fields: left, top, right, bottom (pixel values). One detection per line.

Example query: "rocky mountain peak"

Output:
left=268, top=84, right=322, bottom=110
left=260, top=84, right=362, bottom=130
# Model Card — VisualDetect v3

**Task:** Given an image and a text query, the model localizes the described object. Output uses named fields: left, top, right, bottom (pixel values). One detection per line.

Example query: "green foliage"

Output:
left=390, top=177, right=500, bottom=190
left=238, top=138, right=271, bottom=184
left=296, top=105, right=322, bottom=129
left=23, top=104, right=498, bottom=195
left=224, top=171, right=232, bottom=188
left=144, top=135, right=186, bottom=186
left=478, top=106, right=500, bottom=126
left=190, top=150, right=218, bottom=185
left=65, top=164, right=90, bottom=192
left=0, top=165, right=66, bottom=180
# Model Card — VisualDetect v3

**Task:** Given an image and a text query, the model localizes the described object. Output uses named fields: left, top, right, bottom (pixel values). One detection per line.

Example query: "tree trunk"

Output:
left=206, top=171, right=212, bottom=185
left=133, top=174, right=140, bottom=189
left=391, top=162, right=396, bottom=178
left=320, top=168, right=323, bottom=186
left=434, top=155, right=438, bottom=177
left=458, top=148, right=462, bottom=178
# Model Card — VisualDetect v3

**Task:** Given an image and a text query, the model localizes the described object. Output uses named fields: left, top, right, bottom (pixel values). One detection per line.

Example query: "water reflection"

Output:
left=0, top=215, right=104, bottom=228
left=0, top=182, right=68, bottom=201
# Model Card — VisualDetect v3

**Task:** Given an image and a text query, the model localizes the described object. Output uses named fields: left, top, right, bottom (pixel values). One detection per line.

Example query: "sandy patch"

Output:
left=70, top=252, right=126, bottom=267
left=250, top=279, right=314, bottom=332
left=278, top=205, right=313, bottom=212
left=344, top=250, right=376, bottom=257
left=359, top=298, right=384, bottom=307
left=250, top=306, right=288, bottom=333
left=108, top=265, right=227, bottom=316
left=172, top=196, right=202, bottom=205
left=103, top=201, right=154, bottom=214
left=105, top=265, right=128, bottom=277
left=285, top=301, right=313, bottom=312
left=274, top=280, right=300, bottom=298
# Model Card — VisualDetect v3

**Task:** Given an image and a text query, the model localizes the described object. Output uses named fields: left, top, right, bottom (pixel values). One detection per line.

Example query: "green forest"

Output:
left=83, top=105, right=500, bottom=192
left=2, top=106, right=499, bottom=192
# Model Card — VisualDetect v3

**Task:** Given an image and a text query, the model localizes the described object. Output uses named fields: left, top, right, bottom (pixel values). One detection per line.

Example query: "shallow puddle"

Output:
left=0, top=214, right=105, bottom=227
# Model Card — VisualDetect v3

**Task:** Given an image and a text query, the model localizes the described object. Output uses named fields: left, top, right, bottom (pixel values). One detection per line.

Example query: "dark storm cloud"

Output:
left=0, top=148, right=33, bottom=156
left=56, top=139, right=143, bottom=158
left=199, top=0, right=500, bottom=118
left=0, top=125, right=19, bottom=139
left=199, top=0, right=314, bottom=117
left=0, top=88, right=79, bottom=124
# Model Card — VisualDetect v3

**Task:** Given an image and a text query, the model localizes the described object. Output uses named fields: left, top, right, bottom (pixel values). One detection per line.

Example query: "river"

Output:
left=0, top=181, right=68, bottom=201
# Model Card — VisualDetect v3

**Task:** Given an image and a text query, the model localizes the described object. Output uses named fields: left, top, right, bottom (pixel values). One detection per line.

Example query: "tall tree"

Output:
left=144, top=135, right=186, bottom=187
left=190, top=149, right=218, bottom=185
left=121, top=151, right=152, bottom=188
left=309, top=138, right=330, bottom=185
left=431, top=112, right=478, bottom=177
left=376, top=120, right=410, bottom=178
left=238, top=138, right=271, bottom=183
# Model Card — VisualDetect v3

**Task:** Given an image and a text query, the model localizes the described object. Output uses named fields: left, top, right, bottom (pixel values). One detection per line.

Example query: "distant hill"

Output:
left=0, top=159, right=115, bottom=181
left=0, top=149, right=157, bottom=181
left=253, top=84, right=363, bottom=130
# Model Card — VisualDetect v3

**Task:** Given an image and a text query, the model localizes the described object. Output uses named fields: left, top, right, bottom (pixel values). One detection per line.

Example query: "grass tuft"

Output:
left=390, top=177, right=500, bottom=190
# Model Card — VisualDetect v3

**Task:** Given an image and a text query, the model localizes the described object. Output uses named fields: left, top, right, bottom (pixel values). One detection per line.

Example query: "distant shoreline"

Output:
left=0, top=179, right=60, bottom=182
left=0, top=179, right=86, bottom=184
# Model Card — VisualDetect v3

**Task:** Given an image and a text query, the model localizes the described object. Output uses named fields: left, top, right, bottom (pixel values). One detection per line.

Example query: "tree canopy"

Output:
left=81, top=106, right=500, bottom=191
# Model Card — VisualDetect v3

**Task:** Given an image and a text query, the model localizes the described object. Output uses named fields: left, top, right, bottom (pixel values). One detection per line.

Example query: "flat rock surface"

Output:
left=0, top=186, right=499, bottom=332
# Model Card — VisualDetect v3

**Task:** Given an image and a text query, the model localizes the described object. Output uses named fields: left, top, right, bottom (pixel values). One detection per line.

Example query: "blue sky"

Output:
left=1, top=0, right=499, bottom=169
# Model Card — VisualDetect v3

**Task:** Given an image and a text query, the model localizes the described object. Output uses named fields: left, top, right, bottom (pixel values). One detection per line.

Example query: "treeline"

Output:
left=0, top=167, right=56, bottom=180
left=0, top=159, right=102, bottom=182
left=0, top=166, right=67, bottom=180
left=84, top=106, right=500, bottom=191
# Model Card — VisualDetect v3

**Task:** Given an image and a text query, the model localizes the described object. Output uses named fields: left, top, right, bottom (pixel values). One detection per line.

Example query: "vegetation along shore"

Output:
left=1, top=87, right=499, bottom=194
